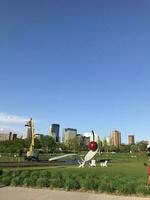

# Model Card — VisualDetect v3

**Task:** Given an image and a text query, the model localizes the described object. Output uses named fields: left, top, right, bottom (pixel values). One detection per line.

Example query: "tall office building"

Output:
left=49, top=124, right=60, bottom=142
left=0, top=132, right=17, bottom=141
left=63, top=128, right=77, bottom=143
left=110, top=130, right=121, bottom=147
left=128, top=135, right=135, bottom=145
left=27, top=127, right=32, bottom=138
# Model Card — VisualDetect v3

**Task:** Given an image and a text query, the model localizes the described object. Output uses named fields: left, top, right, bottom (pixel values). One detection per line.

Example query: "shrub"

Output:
left=2, top=170, right=13, bottom=177
left=49, top=177, right=63, bottom=188
left=1, top=176, right=11, bottom=185
left=28, top=171, right=41, bottom=186
left=118, top=181, right=136, bottom=194
left=19, top=171, right=31, bottom=179
left=65, top=178, right=81, bottom=191
left=110, top=176, right=127, bottom=192
left=30, top=171, right=40, bottom=178
left=26, top=177, right=37, bottom=187
left=39, top=170, right=51, bottom=178
left=23, top=177, right=31, bottom=187
left=36, top=177, right=49, bottom=188
left=82, top=178, right=99, bottom=191
left=98, top=177, right=115, bottom=193
left=11, top=177, right=21, bottom=186
left=136, top=185, right=150, bottom=195
left=12, top=170, right=21, bottom=178
left=51, top=171, right=63, bottom=179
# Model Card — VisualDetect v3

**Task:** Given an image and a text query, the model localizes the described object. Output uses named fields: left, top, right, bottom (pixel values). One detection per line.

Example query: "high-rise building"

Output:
left=63, top=128, right=77, bottom=143
left=110, top=130, right=121, bottom=147
left=128, top=135, right=135, bottom=145
left=49, top=124, right=60, bottom=142
left=0, top=132, right=17, bottom=141
left=27, top=127, right=32, bottom=138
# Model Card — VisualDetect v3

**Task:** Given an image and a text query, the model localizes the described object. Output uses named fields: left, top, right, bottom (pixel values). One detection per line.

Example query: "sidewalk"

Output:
left=0, top=187, right=149, bottom=200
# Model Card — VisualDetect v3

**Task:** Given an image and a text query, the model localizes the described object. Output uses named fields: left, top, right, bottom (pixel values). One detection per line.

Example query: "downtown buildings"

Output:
left=48, top=124, right=60, bottom=142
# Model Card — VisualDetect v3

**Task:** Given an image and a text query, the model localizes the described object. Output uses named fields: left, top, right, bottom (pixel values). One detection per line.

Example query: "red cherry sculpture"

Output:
left=88, top=141, right=98, bottom=151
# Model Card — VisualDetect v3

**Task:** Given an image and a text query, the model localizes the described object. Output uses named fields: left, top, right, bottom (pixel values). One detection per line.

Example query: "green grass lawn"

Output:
left=0, top=152, right=149, bottom=195
left=1, top=152, right=148, bottom=179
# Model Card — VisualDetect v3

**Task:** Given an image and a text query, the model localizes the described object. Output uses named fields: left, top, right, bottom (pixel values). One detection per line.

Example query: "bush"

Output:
left=2, top=170, right=13, bottom=177
left=81, top=178, right=99, bottom=191
left=118, top=181, right=136, bottom=194
left=51, top=171, right=63, bottom=179
left=31, top=171, right=40, bottom=176
left=39, top=170, right=51, bottom=178
left=98, top=176, right=115, bottom=193
left=28, top=171, right=41, bottom=186
left=136, top=185, right=150, bottom=195
left=65, top=178, right=80, bottom=191
left=12, top=170, right=22, bottom=178
left=23, top=177, right=31, bottom=187
left=11, top=177, right=22, bottom=186
left=36, top=177, right=49, bottom=188
left=1, top=176, right=11, bottom=185
left=50, top=177, right=63, bottom=188
left=19, top=171, right=31, bottom=179
left=110, top=176, right=127, bottom=192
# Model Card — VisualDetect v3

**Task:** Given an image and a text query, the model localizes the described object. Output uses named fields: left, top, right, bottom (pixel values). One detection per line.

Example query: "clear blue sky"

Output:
left=0, top=0, right=150, bottom=143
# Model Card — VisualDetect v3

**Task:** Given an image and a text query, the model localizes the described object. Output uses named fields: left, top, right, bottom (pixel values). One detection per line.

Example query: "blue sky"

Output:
left=0, top=0, right=150, bottom=143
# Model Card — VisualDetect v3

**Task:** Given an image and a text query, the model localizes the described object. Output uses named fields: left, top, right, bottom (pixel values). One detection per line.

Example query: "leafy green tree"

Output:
left=136, top=142, right=147, bottom=152
left=39, top=135, right=56, bottom=152
left=119, top=145, right=130, bottom=153
left=66, top=138, right=80, bottom=152
left=130, top=144, right=138, bottom=153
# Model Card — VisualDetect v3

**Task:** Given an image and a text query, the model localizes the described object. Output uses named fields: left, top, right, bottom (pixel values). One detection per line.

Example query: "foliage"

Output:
left=36, top=177, right=49, bottom=187
left=65, top=138, right=80, bottom=152
left=65, top=178, right=80, bottom=190
left=0, top=136, right=56, bottom=154
left=1, top=176, right=12, bottom=185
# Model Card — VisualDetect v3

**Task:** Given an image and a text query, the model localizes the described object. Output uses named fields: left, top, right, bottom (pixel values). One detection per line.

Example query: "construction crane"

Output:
left=25, top=118, right=39, bottom=161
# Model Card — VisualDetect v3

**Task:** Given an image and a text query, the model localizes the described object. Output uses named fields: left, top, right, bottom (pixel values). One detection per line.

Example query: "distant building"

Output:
left=27, top=127, right=32, bottom=138
left=12, top=133, right=17, bottom=140
left=106, top=137, right=111, bottom=146
left=63, top=128, right=77, bottom=143
left=49, top=124, right=60, bottom=142
left=128, top=135, right=135, bottom=145
left=0, top=132, right=17, bottom=141
left=110, top=130, right=121, bottom=147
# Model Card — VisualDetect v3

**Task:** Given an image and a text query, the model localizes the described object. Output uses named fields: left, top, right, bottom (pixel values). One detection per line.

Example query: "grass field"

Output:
left=0, top=152, right=149, bottom=196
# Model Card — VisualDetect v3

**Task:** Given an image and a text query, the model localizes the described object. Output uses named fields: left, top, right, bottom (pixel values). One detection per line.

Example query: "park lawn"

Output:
left=2, top=154, right=147, bottom=179
left=0, top=152, right=149, bottom=196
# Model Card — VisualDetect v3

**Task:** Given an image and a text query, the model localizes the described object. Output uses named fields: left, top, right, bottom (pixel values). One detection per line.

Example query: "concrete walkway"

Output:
left=0, top=187, right=149, bottom=200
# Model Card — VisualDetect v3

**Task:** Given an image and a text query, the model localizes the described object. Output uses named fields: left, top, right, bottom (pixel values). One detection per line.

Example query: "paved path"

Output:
left=0, top=187, right=149, bottom=200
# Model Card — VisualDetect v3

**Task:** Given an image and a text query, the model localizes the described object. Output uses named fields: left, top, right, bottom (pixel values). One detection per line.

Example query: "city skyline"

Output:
left=0, top=1, right=150, bottom=143
left=0, top=112, right=144, bottom=144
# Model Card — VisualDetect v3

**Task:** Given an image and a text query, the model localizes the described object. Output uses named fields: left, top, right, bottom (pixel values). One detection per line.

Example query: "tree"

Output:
left=136, top=142, right=147, bottom=152
left=130, top=144, right=138, bottom=153
left=39, top=135, right=56, bottom=152
left=66, top=138, right=80, bottom=152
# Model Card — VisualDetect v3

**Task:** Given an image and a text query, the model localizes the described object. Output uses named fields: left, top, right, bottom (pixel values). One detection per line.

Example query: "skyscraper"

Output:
left=63, top=128, right=77, bottom=143
left=128, top=135, right=135, bottom=145
left=110, top=130, right=121, bottom=147
left=49, top=124, right=60, bottom=142
left=27, top=127, right=32, bottom=138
